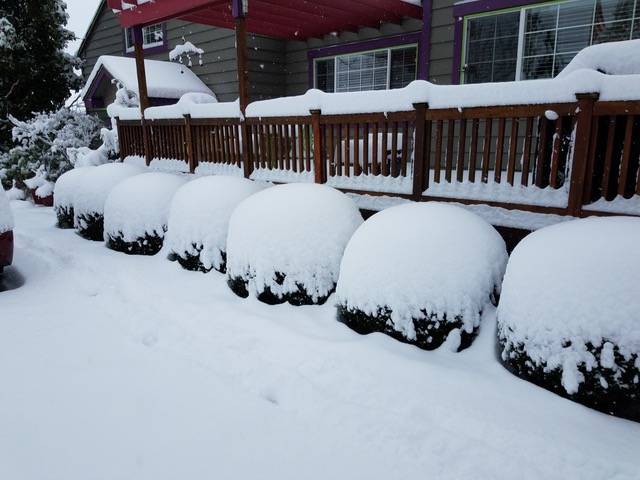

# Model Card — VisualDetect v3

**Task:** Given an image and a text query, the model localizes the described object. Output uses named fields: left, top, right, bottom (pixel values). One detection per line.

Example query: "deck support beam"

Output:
left=234, top=0, right=250, bottom=114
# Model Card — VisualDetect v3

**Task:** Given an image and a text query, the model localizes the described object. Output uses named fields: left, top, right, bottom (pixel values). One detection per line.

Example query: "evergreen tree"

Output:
left=0, top=0, right=81, bottom=149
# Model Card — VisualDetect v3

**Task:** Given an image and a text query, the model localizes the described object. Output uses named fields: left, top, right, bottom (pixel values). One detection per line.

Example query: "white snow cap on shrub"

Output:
left=104, top=172, right=187, bottom=242
left=74, top=163, right=144, bottom=222
left=0, top=187, right=13, bottom=233
left=497, top=216, right=640, bottom=394
left=227, top=183, right=363, bottom=300
left=53, top=166, right=95, bottom=210
left=336, top=202, right=508, bottom=338
left=165, top=176, right=264, bottom=270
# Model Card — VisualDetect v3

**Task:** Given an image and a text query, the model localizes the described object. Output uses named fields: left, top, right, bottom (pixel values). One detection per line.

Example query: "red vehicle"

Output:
left=0, top=188, right=13, bottom=273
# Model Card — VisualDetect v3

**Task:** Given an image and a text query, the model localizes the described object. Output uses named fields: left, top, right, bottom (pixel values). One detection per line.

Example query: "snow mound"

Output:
left=0, top=187, right=13, bottom=233
left=165, top=176, right=264, bottom=273
left=558, top=39, right=640, bottom=77
left=336, top=202, right=507, bottom=351
left=5, top=182, right=25, bottom=201
left=226, top=183, right=363, bottom=305
left=497, top=216, right=640, bottom=420
left=104, top=172, right=187, bottom=255
left=74, top=163, right=144, bottom=240
left=53, top=167, right=94, bottom=229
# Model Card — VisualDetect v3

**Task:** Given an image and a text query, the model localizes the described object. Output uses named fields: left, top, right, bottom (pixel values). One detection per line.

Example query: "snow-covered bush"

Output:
left=0, top=108, right=102, bottom=192
left=74, top=163, right=143, bottom=240
left=497, top=217, right=640, bottom=421
left=336, top=203, right=507, bottom=351
left=104, top=172, right=187, bottom=255
left=4, top=180, right=25, bottom=201
left=226, top=184, right=363, bottom=305
left=165, top=176, right=263, bottom=273
left=53, top=166, right=94, bottom=228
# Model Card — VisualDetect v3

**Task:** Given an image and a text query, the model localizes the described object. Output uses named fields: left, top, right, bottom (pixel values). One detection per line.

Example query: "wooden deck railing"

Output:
left=115, top=93, right=640, bottom=218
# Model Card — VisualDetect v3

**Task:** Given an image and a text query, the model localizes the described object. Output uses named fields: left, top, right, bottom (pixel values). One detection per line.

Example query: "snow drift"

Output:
left=497, top=216, right=640, bottom=421
left=165, top=176, right=264, bottom=273
left=226, top=183, right=363, bottom=305
left=74, top=163, right=144, bottom=240
left=53, top=167, right=94, bottom=229
left=104, top=172, right=187, bottom=255
left=336, top=202, right=508, bottom=351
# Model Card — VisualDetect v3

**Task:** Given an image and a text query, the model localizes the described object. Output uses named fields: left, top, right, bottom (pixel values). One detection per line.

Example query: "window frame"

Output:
left=124, top=23, right=166, bottom=53
left=312, top=43, right=419, bottom=93
left=459, top=0, right=640, bottom=84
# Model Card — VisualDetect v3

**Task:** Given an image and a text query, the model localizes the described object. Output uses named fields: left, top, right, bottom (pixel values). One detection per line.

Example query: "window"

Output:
left=462, top=0, right=640, bottom=83
left=124, top=23, right=164, bottom=52
left=314, top=45, right=417, bottom=93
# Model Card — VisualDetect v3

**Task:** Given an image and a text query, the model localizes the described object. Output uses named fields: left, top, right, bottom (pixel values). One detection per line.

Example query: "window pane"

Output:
left=464, top=11, right=519, bottom=84
left=592, top=19, right=633, bottom=42
left=526, top=4, right=558, bottom=32
left=334, top=50, right=390, bottom=92
left=390, top=47, right=417, bottom=89
left=597, top=0, right=635, bottom=23
left=522, top=55, right=554, bottom=79
left=558, top=1, right=595, bottom=28
left=556, top=25, right=591, bottom=53
left=315, top=59, right=335, bottom=92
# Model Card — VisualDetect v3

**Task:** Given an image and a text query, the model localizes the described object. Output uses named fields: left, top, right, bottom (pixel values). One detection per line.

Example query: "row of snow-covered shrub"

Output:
left=53, top=165, right=640, bottom=422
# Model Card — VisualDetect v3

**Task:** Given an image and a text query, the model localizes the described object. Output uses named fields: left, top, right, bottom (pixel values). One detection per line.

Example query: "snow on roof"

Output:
left=558, top=39, right=640, bottom=77
left=81, top=55, right=214, bottom=101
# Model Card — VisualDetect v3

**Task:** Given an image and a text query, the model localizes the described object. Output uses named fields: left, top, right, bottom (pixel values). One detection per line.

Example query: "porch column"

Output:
left=417, top=0, right=432, bottom=81
left=233, top=0, right=249, bottom=114
left=132, top=25, right=150, bottom=115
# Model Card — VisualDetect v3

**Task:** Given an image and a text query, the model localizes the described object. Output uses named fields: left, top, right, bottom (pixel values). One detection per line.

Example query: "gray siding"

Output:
left=429, top=0, right=456, bottom=85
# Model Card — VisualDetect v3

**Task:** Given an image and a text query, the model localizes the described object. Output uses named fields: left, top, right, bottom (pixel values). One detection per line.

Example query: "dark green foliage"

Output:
left=55, top=205, right=73, bottom=229
left=0, top=0, right=82, bottom=149
left=499, top=334, right=640, bottom=422
left=172, top=244, right=227, bottom=274
left=106, top=231, right=165, bottom=256
left=337, top=305, right=477, bottom=351
left=227, top=272, right=333, bottom=306
left=76, top=213, right=104, bottom=242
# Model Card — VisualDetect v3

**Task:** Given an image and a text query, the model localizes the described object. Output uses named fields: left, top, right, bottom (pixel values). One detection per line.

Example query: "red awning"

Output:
left=107, top=0, right=422, bottom=40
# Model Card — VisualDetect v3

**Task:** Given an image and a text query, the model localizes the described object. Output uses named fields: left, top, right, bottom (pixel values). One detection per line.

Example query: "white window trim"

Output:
left=124, top=24, right=164, bottom=53
left=313, top=43, right=418, bottom=93
left=462, top=0, right=640, bottom=83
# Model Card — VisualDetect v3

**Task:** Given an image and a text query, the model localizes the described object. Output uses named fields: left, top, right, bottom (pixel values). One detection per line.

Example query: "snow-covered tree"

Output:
left=0, top=0, right=82, bottom=149
left=0, top=108, right=102, bottom=189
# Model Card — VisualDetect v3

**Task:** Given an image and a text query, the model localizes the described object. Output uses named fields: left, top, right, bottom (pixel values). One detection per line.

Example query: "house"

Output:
left=78, top=0, right=640, bottom=112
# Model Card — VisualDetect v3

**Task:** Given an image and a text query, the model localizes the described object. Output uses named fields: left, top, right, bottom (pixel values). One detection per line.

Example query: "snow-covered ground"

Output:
left=1, top=201, right=639, bottom=480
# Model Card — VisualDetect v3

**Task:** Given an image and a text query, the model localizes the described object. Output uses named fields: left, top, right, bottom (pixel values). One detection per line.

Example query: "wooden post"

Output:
left=115, top=117, right=124, bottom=162
left=568, top=92, right=599, bottom=216
left=132, top=26, right=150, bottom=114
left=412, top=103, right=428, bottom=199
left=184, top=114, right=197, bottom=174
left=241, top=121, right=252, bottom=178
left=235, top=17, right=249, bottom=114
left=310, top=109, right=325, bottom=184
left=141, top=118, right=152, bottom=166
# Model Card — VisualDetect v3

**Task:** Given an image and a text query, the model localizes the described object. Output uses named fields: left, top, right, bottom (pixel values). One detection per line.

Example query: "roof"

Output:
left=106, top=0, right=423, bottom=40
left=81, top=55, right=214, bottom=101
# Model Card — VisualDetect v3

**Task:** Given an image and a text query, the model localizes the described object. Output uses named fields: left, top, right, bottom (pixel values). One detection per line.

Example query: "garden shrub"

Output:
left=336, top=202, right=507, bottom=351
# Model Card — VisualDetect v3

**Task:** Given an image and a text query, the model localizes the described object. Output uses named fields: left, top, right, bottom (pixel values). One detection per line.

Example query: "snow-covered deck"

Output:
left=1, top=200, right=638, bottom=479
